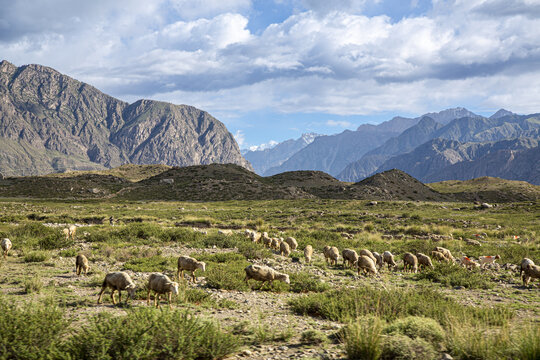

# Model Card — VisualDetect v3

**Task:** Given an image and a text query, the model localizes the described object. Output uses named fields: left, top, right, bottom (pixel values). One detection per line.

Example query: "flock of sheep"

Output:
left=0, top=225, right=538, bottom=309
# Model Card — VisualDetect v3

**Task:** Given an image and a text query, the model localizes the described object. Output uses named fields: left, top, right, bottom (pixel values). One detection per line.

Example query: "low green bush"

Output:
left=38, top=232, right=74, bottom=250
left=380, top=334, right=437, bottom=360
left=301, top=329, right=328, bottom=345
left=24, top=251, right=49, bottom=263
left=24, top=276, right=43, bottom=294
left=343, top=316, right=384, bottom=360
left=289, top=272, right=330, bottom=293
left=416, top=263, right=493, bottom=289
left=384, top=316, right=445, bottom=346
left=123, top=255, right=175, bottom=272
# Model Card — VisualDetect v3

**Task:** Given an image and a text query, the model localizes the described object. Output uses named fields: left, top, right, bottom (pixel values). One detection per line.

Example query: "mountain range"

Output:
left=0, top=60, right=250, bottom=176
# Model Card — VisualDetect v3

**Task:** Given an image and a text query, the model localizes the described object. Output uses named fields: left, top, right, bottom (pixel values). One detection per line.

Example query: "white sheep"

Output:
left=431, top=250, right=449, bottom=262
left=522, top=264, right=540, bottom=286
left=478, top=255, right=501, bottom=268
left=62, top=228, right=70, bottom=240
left=1, top=238, right=12, bottom=259
left=342, top=249, right=359, bottom=268
left=280, top=240, right=291, bottom=257
left=177, top=255, right=206, bottom=283
left=262, top=235, right=272, bottom=248
left=244, top=264, right=290, bottom=289
left=323, top=246, right=339, bottom=266
left=285, top=237, right=298, bottom=251
left=304, top=245, right=313, bottom=264
left=271, top=238, right=280, bottom=250
left=97, top=272, right=137, bottom=305
left=75, top=254, right=90, bottom=276
left=357, top=255, right=377, bottom=276
left=372, top=251, right=384, bottom=270
left=520, top=258, right=535, bottom=277
left=68, top=225, right=77, bottom=240
left=416, top=253, right=433, bottom=271
left=383, top=251, right=397, bottom=270
left=251, top=231, right=262, bottom=243
left=434, top=247, right=455, bottom=262
left=403, top=253, right=418, bottom=273
left=147, top=273, right=179, bottom=309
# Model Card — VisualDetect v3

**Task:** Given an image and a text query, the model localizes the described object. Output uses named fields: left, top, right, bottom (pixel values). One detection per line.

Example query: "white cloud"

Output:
left=169, top=0, right=251, bottom=20
left=326, top=120, right=353, bottom=127
left=248, top=140, right=279, bottom=151
left=234, top=130, right=246, bottom=148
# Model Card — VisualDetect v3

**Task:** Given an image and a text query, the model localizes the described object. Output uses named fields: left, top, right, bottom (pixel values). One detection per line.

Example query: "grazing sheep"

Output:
left=431, top=250, right=449, bottom=262
left=285, top=237, right=298, bottom=251
left=416, top=253, right=433, bottom=270
left=147, top=273, right=179, bottom=309
left=357, top=255, right=378, bottom=276
left=280, top=241, right=291, bottom=257
left=520, top=258, right=535, bottom=277
left=177, top=255, right=206, bottom=283
left=522, top=264, right=540, bottom=286
left=262, top=236, right=272, bottom=248
left=403, top=253, right=418, bottom=273
left=97, top=272, right=136, bottom=305
left=434, top=247, right=455, bottom=262
left=359, top=249, right=377, bottom=264
left=62, top=228, right=70, bottom=240
left=1, top=238, right=12, bottom=259
left=323, top=246, right=339, bottom=266
left=251, top=231, right=262, bottom=243
left=383, top=251, right=397, bottom=270
left=479, top=255, right=501, bottom=268
left=304, top=245, right=313, bottom=264
left=244, top=264, right=290, bottom=289
left=271, top=238, right=280, bottom=250
left=372, top=251, right=384, bottom=270
left=75, top=254, right=90, bottom=276
left=342, top=249, right=359, bottom=268
left=68, top=225, right=77, bottom=240
left=461, top=256, right=481, bottom=270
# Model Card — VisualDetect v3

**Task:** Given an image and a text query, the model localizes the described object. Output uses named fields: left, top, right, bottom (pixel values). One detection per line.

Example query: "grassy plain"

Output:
left=0, top=198, right=538, bottom=359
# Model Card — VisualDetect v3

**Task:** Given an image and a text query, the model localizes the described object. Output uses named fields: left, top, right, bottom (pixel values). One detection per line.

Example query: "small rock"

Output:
left=241, top=350, right=252, bottom=356
left=440, top=353, right=453, bottom=360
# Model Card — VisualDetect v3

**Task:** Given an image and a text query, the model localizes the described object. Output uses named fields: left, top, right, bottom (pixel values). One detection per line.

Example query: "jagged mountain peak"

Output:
left=490, top=109, right=515, bottom=119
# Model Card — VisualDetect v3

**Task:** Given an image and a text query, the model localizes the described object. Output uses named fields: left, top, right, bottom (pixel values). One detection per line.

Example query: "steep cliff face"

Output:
left=0, top=60, right=251, bottom=176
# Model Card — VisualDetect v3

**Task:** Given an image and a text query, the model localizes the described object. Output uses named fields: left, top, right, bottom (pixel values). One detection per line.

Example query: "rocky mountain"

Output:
left=0, top=60, right=251, bottom=176
left=376, top=137, right=539, bottom=184
left=243, top=133, right=319, bottom=175
left=338, top=111, right=540, bottom=182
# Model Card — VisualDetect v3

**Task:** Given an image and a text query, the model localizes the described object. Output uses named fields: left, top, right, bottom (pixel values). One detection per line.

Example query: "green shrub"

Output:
left=123, top=255, right=175, bottom=272
left=289, top=272, right=330, bottom=293
left=446, top=320, right=511, bottom=360
left=380, top=334, right=437, bottom=360
left=205, top=261, right=250, bottom=291
left=301, top=329, right=328, bottom=345
left=24, top=276, right=43, bottom=294
left=343, top=316, right=384, bottom=360
left=24, top=251, right=49, bottom=263
left=416, top=263, right=493, bottom=289
left=513, top=324, right=540, bottom=360
left=289, top=287, right=512, bottom=327
left=59, top=248, right=79, bottom=257
left=0, top=299, right=69, bottom=359
left=38, top=232, right=74, bottom=250
left=384, top=316, right=445, bottom=345
left=61, top=308, right=239, bottom=360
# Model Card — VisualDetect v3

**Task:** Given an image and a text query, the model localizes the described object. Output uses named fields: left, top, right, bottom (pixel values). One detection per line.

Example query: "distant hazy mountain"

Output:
left=376, top=136, right=539, bottom=184
left=243, top=133, right=319, bottom=175
left=0, top=60, right=251, bottom=176
left=338, top=110, right=540, bottom=182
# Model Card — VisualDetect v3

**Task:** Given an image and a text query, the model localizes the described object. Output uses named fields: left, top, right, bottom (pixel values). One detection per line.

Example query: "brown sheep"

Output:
left=359, top=249, right=377, bottom=264
left=280, top=241, right=291, bottom=257
left=177, top=255, right=206, bottom=283
left=434, top=247, right=454, bottom=262
left=372, top=251, right=384, bottom=270
left=304, top=245, right=313, bottom=264
left=323, top=246, right=339, bottom=266
left=383, top=251, right=397, bottom=270
left=271, top=238, right=280, bottom=250
left=244, top=264, right=290, bottom=289
left=97, top=272, right=136, bottom=305
left=68, top=225, right=77, bottom=240
left=357, top=255, right=377, bottom=276
left=75, top=254, right=90, bottom=276
left=431, top=250, right=449, bottom=262
left=147, top=273, right=179, bottom=309
left=522, top=264, right=540, bottom=286
left=342, top=249, right=359, bottom=268
left=403, top=253, right=418, bottom=273
left=416, top=253, right=433, bottom=271
left=285, top=237, right=298, bottom=251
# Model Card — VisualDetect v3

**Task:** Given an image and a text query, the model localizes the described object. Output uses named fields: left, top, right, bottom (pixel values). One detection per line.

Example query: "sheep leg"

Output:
left=118, top=290, right=122, bottom=304
left=97, top=287, right=106, bottom=304
left=76, top=266, right=81, bottom=276
left=155, top=294, right=160, bottom=308
left=147, top=289, right=151, bottom=305
left=111, top=289, right=117, bottom=305
left=167, top=292, right=172, bottom=309
left=191, top=271, right=196, bottom=283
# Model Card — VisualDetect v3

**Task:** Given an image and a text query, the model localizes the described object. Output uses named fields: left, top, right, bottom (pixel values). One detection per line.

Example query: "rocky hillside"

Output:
left=338, top=111, right=540, bottom=182
left=0, top=60, right=251, bottom=176
left=244, top=133, right=319, bottom=175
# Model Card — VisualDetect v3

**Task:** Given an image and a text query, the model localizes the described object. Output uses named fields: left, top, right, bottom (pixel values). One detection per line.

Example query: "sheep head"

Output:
left=198, top=262, right=206, bottom=272
left=126, top=284, right=137, bottom=299
left=170, top=282, right=179, bottom=295
left=277, top=273, right=290, bottom=284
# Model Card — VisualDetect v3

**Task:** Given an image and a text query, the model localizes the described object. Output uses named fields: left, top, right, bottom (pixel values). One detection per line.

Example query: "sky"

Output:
left=1, top=0, right=540, bottom=151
